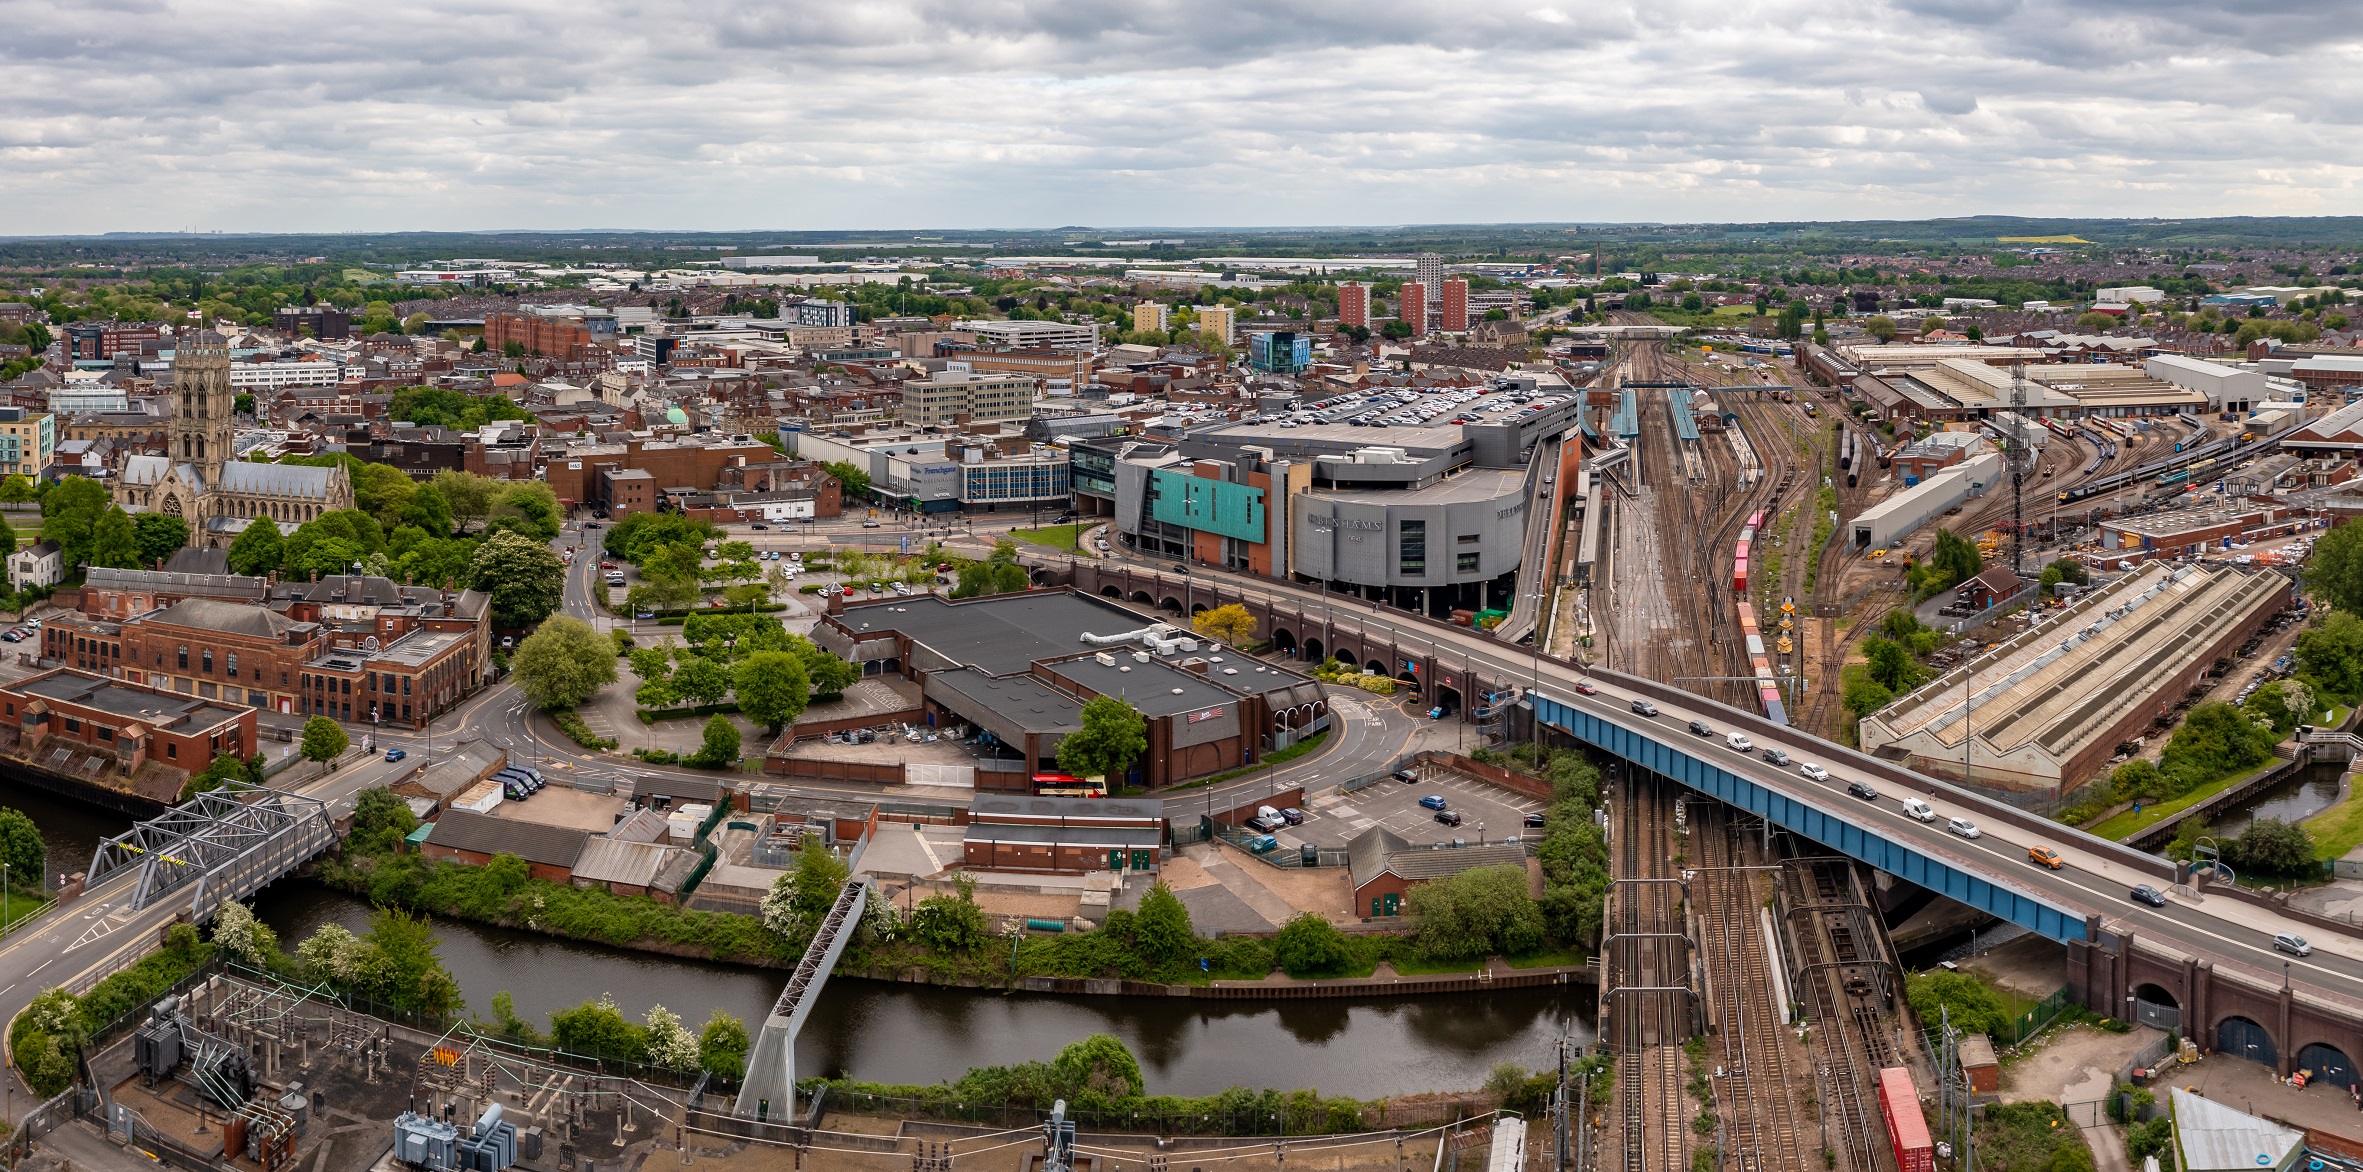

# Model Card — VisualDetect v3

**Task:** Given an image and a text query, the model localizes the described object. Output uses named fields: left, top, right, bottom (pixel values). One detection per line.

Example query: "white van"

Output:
left=1900, top=798, right=1937, bottom=822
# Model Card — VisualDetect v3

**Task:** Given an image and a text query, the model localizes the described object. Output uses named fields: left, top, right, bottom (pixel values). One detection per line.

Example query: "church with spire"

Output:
left=114, top=326, right=353, bottom=548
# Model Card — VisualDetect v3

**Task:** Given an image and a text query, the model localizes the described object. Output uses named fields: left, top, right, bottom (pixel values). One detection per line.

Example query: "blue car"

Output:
left=1418, top=795, right=1448, bottom=811
left=384, top=749, right=407, bottom=762
left=1246, top=835, right=1279, bottom=854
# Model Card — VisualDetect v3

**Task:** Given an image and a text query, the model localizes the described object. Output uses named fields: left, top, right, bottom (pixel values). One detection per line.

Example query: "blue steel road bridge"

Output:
left=1048, top=557, right=2363, bottom=1018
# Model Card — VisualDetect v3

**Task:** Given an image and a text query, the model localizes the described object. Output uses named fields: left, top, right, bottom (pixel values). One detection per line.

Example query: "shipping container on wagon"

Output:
left=1877, top=1067, right=1933, bottom=1172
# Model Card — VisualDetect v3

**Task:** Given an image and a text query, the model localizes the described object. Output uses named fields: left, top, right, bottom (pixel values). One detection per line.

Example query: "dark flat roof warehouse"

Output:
left=1050, top=654, right=1239, bottom=716
left=838, top=592, right=1195, bottom=675
left=17, top=672, right=246, bottom=731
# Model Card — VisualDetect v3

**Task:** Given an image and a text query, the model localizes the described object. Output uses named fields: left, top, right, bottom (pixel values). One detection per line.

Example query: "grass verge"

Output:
left=1009, top=524, right=1085, bottom=549
left=2085, top=759, right=2278, bottom=840
left=2309, top=783, right=2363, bottom=862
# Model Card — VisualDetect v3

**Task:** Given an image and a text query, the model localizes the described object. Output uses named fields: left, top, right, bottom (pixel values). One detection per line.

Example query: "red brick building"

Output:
left=543, top=436, right=783, bottom=514
left=0, top=668, right=255, bottom=777
left=44, top=577, right=491, bottom=727
left=485, top=312, right=602, bottom=363
left=1440, top=278, right=1469, bottom=333
left=961, top=794, right=1163, bottom=874
left=1346, top=827, right=1527, bottom=918
left=419, top=808, right=588, bottom=882
left=1338, top=283, right=1369, bottom=329
left=1398, top=282, right=1427, bottom=337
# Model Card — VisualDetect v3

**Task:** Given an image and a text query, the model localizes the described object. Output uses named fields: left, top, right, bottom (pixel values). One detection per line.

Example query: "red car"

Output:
left=1573, top=680, right=1598, bottom=696
left=600, top=560, right=617, bottom=569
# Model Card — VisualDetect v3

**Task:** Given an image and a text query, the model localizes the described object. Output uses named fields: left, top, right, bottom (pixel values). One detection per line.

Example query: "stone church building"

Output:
left=115, top=328, right=352, bottom=547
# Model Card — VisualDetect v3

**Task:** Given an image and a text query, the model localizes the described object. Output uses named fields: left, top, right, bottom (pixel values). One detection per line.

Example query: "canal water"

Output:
left=2206, top=759, right=2349, bottom=837
left=11, top=787, right=1596, bottom=1097
left=1, top=778, right=135, bottom=887
left=251, top=883, right=1596, bottom=1098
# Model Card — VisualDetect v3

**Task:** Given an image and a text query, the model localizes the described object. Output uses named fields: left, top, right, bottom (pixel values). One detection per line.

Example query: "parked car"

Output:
left=1245, top=815, right=1282, bottom=833
left=1631, top=699, right=1659, bottom=717
left=1799, top=763, right=1829, bottom=782
left=2028, top=845, right=2064, bottom=869
left=1280, top=808, right=1306, bottom=826
left=2129, top=884, right=2166, bottom=908
left=384, top=749, right=406, bottom=762
left=1523, top=812, right=1547, bottom=829
left=751, top=523, right=769, bottom=530
left=1418, top=795, right=1449, bottom=811
left=1246, top=835, right=1279, bottom=854
left=1392, top=768, right=1419, bottom=784
left=1434, top=810, right=1464, bottom=827
left=1761, top=747, right=1791, bottom=767
left=1947, top=816, right=1981, bottom=839
left=2275, top=931, right=2312, bottom=957
left=1847, top=780, right=1879, bottom=801
left=862, top=521, right=881, bottom=528
left=1900, top=798, right=1936, bottom=822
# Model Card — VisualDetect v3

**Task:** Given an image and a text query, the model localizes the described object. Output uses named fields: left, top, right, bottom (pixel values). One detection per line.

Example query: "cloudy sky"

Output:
left=3, top=0, right=2358, bottom=234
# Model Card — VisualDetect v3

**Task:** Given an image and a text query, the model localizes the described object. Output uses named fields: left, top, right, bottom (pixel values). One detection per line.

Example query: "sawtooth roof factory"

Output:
left=1859, top=562, right=2290, bottom=791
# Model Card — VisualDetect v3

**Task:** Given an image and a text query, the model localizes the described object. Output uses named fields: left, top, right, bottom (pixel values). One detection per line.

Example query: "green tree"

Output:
left=2297, top=609, right=2363, bottom=702
left=1051, top=1034, right=1144, bottom=1100
left=2111, top=758, right=2168, bottom=803
left=40, top=475, right=110, bottom=569
left=227, top=515, right=285, bottom=575
left=348, top=786, right=419, bottom=856
left=1864, top=315, right=1898, bottom=342
left=1903, top=970, right=2009, bottom=1036
left=1055, top=695, right=1148, bottom=782
left=2224, top=817, right=2316, bottom=876
left=908, top=876, right=990, bottom=953
left=1931, top=528, right=1983, bottom=587
left=694, top=713, right=741, bottom=765
left=353, top=463, right=418, bottom=530
left=431, top=469, right=499, bottom=533
left=1273, top=913, right=1353, bottom=978
left=87, top=505, right=140, bottom=569
left=300, top=715, right=349, bottom=763
left=1407, top=865, right=1546, bottom=960
left=791, top=636, right=858, bottom=696
left=403, top=485, right=454, bottom=537
left=733, top=650, right=812, bottom=733
left=2314, top=521, right=2363, bottom=616
left=824, top=460, right=872, bottom=500
left=0, top=806, right=46, bottom=884
left=133, top=513, right=189, bottom=566
left=1863, top=636, right=1926, bottom=694
left=486, top=481, right=563, bottom=542
left=510, top=617, right=618, bottom=710
left=1132, top=881, right=1196, bottom=967
left=697, top=1010, right=751, bottom=1079
left=673, top=656, right=732, bottom=707
left=550, top=994, right=645, bottom=1062
left=0, top=474, right=35, bottom=504
left=468, top=531, right=566, bottom=628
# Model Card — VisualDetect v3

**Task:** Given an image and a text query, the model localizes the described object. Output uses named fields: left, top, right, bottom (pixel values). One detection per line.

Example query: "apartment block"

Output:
left=902, top=370, right=1037, bottom=426
left=1338, top=283, right=1369, bottom=329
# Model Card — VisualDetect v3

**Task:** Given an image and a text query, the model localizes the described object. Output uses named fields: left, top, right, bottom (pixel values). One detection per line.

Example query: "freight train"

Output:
left=1733, top=509, right=1763, bottom=591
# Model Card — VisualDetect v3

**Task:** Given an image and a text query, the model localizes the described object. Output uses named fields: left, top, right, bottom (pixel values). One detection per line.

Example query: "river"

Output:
left=251, top=883, right=1595, bottom=1098
left=10, top=783, right=1594, bottom=1097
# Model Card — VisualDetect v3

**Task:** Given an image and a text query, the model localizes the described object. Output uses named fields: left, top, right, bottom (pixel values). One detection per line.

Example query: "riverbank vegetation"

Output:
left=811, top=1032, right=1613, bottom=1135
left=2057, top=699, right=2286, bottom=827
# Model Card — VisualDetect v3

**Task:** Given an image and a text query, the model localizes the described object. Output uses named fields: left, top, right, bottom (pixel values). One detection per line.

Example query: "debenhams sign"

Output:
left=1307, top=514, right=1384, bottom=532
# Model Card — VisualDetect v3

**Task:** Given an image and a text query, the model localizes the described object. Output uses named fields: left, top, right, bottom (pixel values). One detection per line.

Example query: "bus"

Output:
left=1032, top=773, right=1107, bottom=798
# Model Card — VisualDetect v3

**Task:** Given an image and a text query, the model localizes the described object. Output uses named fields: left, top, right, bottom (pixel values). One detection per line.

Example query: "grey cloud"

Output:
left=0, top=0, right=2359, bottom=230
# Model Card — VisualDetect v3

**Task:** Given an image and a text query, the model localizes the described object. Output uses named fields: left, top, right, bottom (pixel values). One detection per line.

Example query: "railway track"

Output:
left=1610, top=775, right=1691, bottom=1172
left=1779, top=857, right=1900, bottom=1172
left=1693, top=805, right=1812, bottom=1172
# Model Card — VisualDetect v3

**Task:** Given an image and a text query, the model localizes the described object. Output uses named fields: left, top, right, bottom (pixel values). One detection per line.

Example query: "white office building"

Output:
left=960, top=319, right=1101, bottom=349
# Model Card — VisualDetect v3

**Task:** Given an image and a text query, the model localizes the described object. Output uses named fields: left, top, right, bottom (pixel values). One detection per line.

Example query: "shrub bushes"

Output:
left=548, top=709, right=618, bottom=750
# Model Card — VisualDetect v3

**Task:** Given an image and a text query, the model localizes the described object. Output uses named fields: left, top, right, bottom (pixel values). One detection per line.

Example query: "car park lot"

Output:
left=1287, top=769, right=1547, bottom=850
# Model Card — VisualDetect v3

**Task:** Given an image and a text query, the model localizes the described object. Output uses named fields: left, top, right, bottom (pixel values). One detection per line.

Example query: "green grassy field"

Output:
left=1009, top=524, right=1086, bottom=549
left=2310, top=786, right=2363, bottom=862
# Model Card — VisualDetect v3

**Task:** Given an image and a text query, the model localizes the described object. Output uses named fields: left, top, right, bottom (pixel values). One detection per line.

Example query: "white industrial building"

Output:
left=959, top=319, right=1102, bottom=349
left=1850, top=452, right=2003, bottom=551
left=2144, top=354, right=2267, bottom=412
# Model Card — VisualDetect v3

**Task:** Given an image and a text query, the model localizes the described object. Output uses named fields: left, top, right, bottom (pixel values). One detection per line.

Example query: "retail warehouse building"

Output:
left=804, top=591, right=1329, bottom=788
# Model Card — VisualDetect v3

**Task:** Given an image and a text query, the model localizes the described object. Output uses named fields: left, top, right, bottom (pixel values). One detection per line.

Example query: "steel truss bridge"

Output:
left=85, top=782, right=337, bottom=921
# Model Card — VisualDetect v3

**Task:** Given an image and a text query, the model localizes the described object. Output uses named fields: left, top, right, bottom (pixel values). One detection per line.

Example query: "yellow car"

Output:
left=2028, top=846, right=2064, bottom=870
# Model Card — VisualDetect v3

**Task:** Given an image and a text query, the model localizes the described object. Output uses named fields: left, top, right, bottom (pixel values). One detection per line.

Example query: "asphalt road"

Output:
left=1055, top=543, right=2363, bottom=1008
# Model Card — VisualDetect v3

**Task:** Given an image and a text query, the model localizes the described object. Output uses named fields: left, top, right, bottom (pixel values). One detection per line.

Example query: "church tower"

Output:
left=171, top=327, right=235, bottom=481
